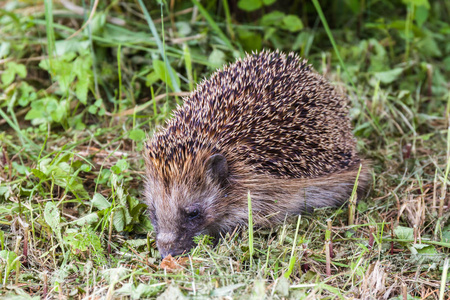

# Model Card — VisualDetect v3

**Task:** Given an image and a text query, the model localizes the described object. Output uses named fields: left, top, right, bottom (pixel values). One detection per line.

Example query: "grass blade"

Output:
left=311, top=0, right=353, bottom=88
left=136, top=0, right=180, bottom=92
left=247, top=191, right=254, bottom=267
left=284, top=215, right=301, bottom=278
left=439, top=258, right=449, bottom=300
left=191, top=0, right=234, bottom=51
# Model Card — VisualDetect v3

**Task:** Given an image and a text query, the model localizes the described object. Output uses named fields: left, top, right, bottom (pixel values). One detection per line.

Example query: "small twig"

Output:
left=108, top=211, right=114, bottom=255
left=60, top=0, right=125, bottom=26
left=368, top=226, right=375, bottom=250
left=113, top=92, right=190, bottom=117
left=390, top=221, right=394, bottom=255
left=325, top=241, right=331, bottom=276
left=64, top=0, right=100, bottom=40
left=325, top=218, right=334, bottom=258
left=43, top=271, right=48, bottom=299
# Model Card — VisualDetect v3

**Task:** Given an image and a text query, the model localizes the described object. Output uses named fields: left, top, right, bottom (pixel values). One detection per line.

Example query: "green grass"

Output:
left=1, top=0, right=450, bottom=299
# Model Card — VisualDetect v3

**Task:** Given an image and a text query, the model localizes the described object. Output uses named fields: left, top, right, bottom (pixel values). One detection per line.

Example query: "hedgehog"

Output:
left=144, top=50, right=370, bottom=258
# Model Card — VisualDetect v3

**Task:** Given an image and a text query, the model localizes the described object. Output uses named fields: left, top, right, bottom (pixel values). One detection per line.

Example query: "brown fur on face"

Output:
left=144, top=51, right=370, bottom=258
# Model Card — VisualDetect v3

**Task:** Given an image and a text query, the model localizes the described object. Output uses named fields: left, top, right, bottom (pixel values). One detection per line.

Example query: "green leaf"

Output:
left=18, top=82, right=37, bottom=107
left=2, top=69, right=16, bottom=85
left=417, top=34, right=442, bottom=57
left=0, top=250, right=19, bottom=274
left=73, top=213, right=99, bottom=226
left=12, top=161, right=28, bottom=175
left=208, top=49, right=226, bottom=69
left=414, top=5, right=429, bottom=27
left=76, top=74, right=90, bottom=104
left=113, top=208, right=125, bottom=232
left=374, top=68, right=404, bottom=84
left=402, top=0, right=430, bottom=9
left=282, top=15, right=304, bottom=32
left=44, top=202, right=61, bottom=237
left=1, top=67, right=15, bottom=85
left=412, top=244, right=437, bottom=254
left=394, top=226, right=414, bottom=240
left=238, top=0, right=263, bottom=11
left=261, top=11, right=285, bottom=26
left=64, top=227, right=104, bottom=257
left=442, top=225, right=450, bottom=243
left=14, top=63, right=27, bottom=78
left=145, top=72, right=159, bottom=87
left=88, top=105, right=98, bottom=114
left=152, top=59, right=180, bottom=92
left=211, top=284, right=246, bottom=297
left=262, top=0, right=276, bottom=5
left=111, top=159, right=128, bottom=174
left=344, top=0, right=361, bottom=13
left=116, top=283, right=163, bottom=299
left=80, top=164, right=92, bottom=172
left=238, top=29, right=262, bottom=52
left=92, top=193, right=111, bottom=210
left=0, top=42, right=11, bottom=58
left=129, top=129, right=146, bottom=142
left=50, top=100, right=67, bottom=123
left=1, top=62, right=27, bottom=85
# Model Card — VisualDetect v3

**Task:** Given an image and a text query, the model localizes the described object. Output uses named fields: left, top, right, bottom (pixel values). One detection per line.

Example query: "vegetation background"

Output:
left=0, top=0, right=449, bottom=299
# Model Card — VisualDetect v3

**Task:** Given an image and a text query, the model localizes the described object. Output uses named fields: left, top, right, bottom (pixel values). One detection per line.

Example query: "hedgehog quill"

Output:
left=144, top=51, right=370, bottom=258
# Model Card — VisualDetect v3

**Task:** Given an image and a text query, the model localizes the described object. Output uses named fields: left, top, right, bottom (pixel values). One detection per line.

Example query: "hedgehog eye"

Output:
left=187, top=209, right=200, bottom=220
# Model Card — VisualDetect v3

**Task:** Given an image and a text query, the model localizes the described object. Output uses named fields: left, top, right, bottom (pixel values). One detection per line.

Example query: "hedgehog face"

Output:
left=145, top=154, right=229, bottom=258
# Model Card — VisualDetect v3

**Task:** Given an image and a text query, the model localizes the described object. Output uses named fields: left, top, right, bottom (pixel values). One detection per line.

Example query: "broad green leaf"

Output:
left=18, top=82, right=37, bottom=107
left=73, top=213, right=99, bottom=226
left=345, top=0, right=361, bottom=13
left=111, top=159, right=128, bottom=174
left=12, top=161, right=28, bottom=175
left=414, top=5, right=429, bottom=27
left=155, top=285, right=186, bottom=300
left=1, top=67, right=15, bottom=85
left=282, top=15, right=304, bottom=32
left=145, top=72, right=160, bottom=87
left=412, top=244, right=437, bottom=254
left=402, top=0, right=430, bottom=9
left=64, top=227, right=103, bottom=255
left=113, top=208, right=125, bottom=232
left=92, top=193, right=111, bottom=210
left=44, top=202, right=61, bottom=235
left=394, top=225, right=414, bottom=240
left=55, top=40, right=90, bottom=56
left=211, top=284, right=246, bottom=297
left=116, top=282, right=164, bottom=299
left=0, top=42, right=10, bottom=58
left=237, top=0, right=263, bottom=12
left=1, top=62, right=26, bottom=85
left=374, top=68, right=403, bottom=84
left=0, top=250, right=19, bottom=275
left=441, top=225, right=450, bottom=243
left=417, top=34, right=442, bottom=57
left=76, top=74, right=90, bottom=104
left=238, top=29, right=262, bottom=52
left=152, top=59, right=180, bottom=92
left=208, top=49, right=226, bottom=69
left=129, top=129, right=146, bottom=142
left=261, top=11, right=285, bottom=26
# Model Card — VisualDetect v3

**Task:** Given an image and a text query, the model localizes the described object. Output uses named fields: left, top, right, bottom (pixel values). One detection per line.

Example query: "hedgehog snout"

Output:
left=156, top=232, right=177, bottom=258
left=156, top=231, right=195, bottom=258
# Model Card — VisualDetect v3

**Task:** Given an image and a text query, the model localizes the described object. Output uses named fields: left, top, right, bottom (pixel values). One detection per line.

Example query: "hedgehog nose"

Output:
left=158, top=246, right=186, bottom=258
left=157, top=232, right=177, bottom=258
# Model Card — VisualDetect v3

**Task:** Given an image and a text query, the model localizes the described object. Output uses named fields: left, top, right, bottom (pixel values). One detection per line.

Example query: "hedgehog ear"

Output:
left=205, top=154, right=229, bottom=186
